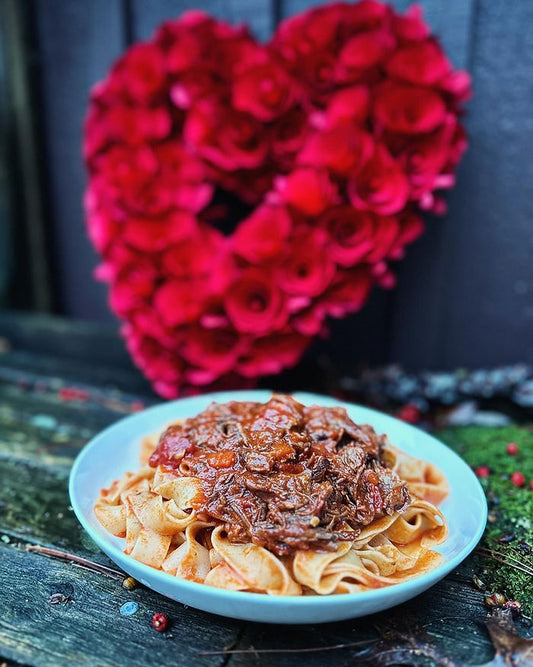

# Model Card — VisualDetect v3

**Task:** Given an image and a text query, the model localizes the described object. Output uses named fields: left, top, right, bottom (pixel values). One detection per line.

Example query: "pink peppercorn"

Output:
left=475, top=465, right=490, bottom=478
left=152, top=612, right=169, bottom=632
left=510, top=471, right=526, bottom=487
left=506, top=442, right=519, bottom=455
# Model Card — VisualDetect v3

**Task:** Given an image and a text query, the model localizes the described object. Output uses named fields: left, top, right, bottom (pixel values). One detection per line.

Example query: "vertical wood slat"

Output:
left=392, top=0, right=533, bottom=369
left=2, top=0, right=54, bottom=311
left=34, top=0, right=126, bottom=322
left=130, top=0, right=276, bottom=42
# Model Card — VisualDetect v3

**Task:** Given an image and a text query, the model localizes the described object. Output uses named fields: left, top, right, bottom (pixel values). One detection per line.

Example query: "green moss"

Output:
left=435, top=425, right=533, bottom=615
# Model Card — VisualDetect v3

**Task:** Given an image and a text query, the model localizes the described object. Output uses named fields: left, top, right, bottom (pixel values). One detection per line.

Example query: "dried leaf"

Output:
left=482, top=609, right=533, bottom=666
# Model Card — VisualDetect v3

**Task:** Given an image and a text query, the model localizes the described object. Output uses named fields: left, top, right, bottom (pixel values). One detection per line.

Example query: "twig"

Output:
left=25, top=545, right=125, bottom=580
left=198, top=638, right=376, bottom=656
left=476, top=547, right=533, bottom=577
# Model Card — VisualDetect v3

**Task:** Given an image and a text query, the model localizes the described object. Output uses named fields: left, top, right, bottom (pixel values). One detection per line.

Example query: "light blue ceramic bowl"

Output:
left=69, top=390, right=487, bottom=624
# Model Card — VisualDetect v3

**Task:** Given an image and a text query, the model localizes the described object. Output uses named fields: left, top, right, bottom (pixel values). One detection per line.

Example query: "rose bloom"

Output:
left=182, top=326, right=245, bottom=383
left=124, top=329, right=184, bottom=394
left=154, top=278, right=209, bottom=328
left=335, top=30, right=394, bottom=82
left=392, top=4, right=430, bottom=42
left=225, top=269, right=288, bottom=335
left=348, top=145, right=409, bottom=216
left=364, top=215, right=400, bottom=263
left=297, top=125, right=373, bottom=176
left=276, top=167, right=338, bottom=216
left=237, top=330, right=310, bottom=377
left=324, top=85, right=370, bottom=126
left=320, top=267, right=373, bottom=318
left=121, top=211, right=197, bottom=253
left=271, top=108, right=309, bottom=165
left=374, top=83, right=446, bottom=134
left=85, top=208, right=118, bottom=254
left=184, top=102, right=268, bottom=170
left=109, top=260, right=159, bottom=317
left=233, top=59, right=296, bottom=121
left=386, top=39, right=451, bottom=86
left=96, top=105, right=171, bottom=146
left=153, top=143, right=213, bottom=213
left=278, top=229, right=336, bottom=297
left=233, top=204, right=292, bottom=264
left=321, top=206, right=375, bottom=266
left=111, top=42, right=167, bottom=103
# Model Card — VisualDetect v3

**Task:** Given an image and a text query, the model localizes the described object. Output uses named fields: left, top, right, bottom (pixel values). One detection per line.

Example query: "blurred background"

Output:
left=1, top=0, right=532, bottom=376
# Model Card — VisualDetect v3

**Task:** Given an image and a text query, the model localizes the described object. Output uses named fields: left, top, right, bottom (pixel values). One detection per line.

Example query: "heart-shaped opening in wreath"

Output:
left=84, top=4, right=470, bottom=397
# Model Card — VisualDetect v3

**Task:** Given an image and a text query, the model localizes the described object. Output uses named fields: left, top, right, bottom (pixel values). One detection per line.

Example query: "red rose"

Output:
left=389, top=211, right=424, bottom=259
left=276, top=167, right=338, bottom=216
left=233, top=60, right=296, bottom=121
left=440, top=70, right=472, bottom=105
left=184, top=102, right=268, bottom=170
left=365, top=215, right=400, bottom=263
left=271, top=108, right=309, bottom=165
left=112, top=43, right=167, bottom=103
left=386, top=40, right=451, bottom=86
left=278, top=229, right=335, bottom=297
left=324, top=85, right=370, bottom=126
left=124, top=330, right=183, bottom=391
left=130, top=306, right=178, bottom=349
left=122, top=211, right=197, bottom=252
left=237, top=331, right=310, bottom=377
left=298, top=125, right=373, bottom=175
left=85, top=209, right=118, bottom=254
left=392, top=5, right=430, bottom=42
left=154, top=144, right=213, bottom=213
left=154, top=279, right=207, bottom=327
left=336, top=30, right=394, bottom=81
left=100, top=106, right=171, bottom=145
left=162, top=226, right=233, bottom=294
left=397, top=124, right=454, bottom=200
left=344, top=0, right=390, bottom=31
left=321, top=267, right=372, bottom=318
left=374, top=83, right=446, bottom=134
left=182, top=327, right=245, bottom=383
left=321, top=206, right=375, bottom=266
left=348, top=145, right=409, bottom=215
left=225, top=269, right=287, bottom=334
left=233, top=204, right=292, bottom=263
left=110, top=260, right=158, bottom=317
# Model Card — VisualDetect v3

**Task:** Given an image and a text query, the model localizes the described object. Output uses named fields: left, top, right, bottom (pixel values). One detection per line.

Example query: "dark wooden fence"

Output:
left=4, top=0, right=533, bottom=372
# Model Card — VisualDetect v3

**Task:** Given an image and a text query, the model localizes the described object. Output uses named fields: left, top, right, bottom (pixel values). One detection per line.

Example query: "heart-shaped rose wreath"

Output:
left=84, top=1, right=470, bottom=398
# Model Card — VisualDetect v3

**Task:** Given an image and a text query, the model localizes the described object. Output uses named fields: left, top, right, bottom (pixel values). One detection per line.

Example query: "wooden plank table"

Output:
left=0, top=311, right=531, bottom=666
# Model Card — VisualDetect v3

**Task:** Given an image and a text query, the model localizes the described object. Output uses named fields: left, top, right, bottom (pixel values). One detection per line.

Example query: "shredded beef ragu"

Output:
left=149, top=395, right=410, bottom=557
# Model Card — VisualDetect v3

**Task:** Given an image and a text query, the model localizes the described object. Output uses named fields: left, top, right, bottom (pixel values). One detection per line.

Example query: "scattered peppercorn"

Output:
left=396, top=404, right=421, bottom=424
left=475, top=465, right=490, bottom=478
left=506, top=442, right=519, bottom=455
left=485, top=593, right=506, bottom=608
left=503, top=600, right=522, bottom=617
left=510, top=471, right=526, bottom=487
left=487, top=511, right=499, bottom=524
left=498, top=532, right=516, bottom=544
left=152, top=612, right=169, bottom=632
left=122, top=576, right=137, bottom=591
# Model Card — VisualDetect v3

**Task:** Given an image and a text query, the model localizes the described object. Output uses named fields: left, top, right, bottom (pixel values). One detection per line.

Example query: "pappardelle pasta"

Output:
left=95, top=395, right=449, bottom=595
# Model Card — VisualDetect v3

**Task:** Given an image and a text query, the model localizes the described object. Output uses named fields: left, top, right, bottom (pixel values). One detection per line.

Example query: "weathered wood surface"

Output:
left=0, top=311, right=531, bottom=666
